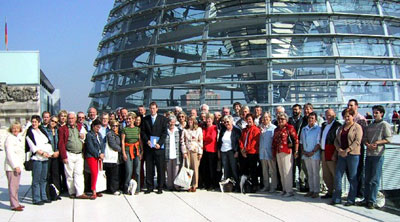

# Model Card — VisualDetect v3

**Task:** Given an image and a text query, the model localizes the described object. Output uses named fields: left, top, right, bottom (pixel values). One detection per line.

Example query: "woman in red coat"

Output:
left=239, top=113, right=261, bottom=192
left=202, top=113, right=218, bottom=190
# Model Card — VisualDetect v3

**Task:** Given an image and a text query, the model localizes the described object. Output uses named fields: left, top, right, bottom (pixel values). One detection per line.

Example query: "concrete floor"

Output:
left=1, top=152, right=399, bottom=222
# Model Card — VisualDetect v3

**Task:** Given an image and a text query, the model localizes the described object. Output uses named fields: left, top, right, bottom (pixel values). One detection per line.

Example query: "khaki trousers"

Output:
left=277, top=152, right=293, bottom=193
left=6, top=171, right=21, bottom=208
left=321, top=151, right=336, bottom=195
left=189, top=151, right=200, bottom=188
left=260, top=159, right=278, bottom=191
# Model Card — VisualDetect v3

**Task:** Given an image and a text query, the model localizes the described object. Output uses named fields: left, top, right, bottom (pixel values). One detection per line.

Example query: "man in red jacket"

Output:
left=58, top=112, right=89, bottom=199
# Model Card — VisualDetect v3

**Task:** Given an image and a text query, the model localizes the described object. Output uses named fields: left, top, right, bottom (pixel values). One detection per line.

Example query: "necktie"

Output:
left=152, top=117, right=155, bottom=125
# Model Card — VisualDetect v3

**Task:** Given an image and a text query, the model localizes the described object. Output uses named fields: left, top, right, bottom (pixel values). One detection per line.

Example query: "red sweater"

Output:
left=239, top=125, right=260, bottom=154
left=58, top=123, right=83, bottom=160
left=203, top=125, right=218, bottom=153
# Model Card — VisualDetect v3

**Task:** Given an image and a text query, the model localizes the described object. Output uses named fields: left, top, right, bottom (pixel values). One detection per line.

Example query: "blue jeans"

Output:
left=364, top=156, right=384, bottom=204
left=221, top=150, right=239, bottom=183
left=32, top=160, right=48, bottom=203
left=124, top=151, right=140, bottom=193
left=332, top=155, right=359, bottom=204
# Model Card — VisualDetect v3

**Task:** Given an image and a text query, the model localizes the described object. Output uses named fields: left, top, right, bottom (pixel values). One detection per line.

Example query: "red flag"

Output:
left=5, top=19, right=8, bottom=50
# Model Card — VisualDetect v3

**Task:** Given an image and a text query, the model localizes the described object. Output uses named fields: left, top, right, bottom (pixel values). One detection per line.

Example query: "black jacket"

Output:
left=320, top=120, right=342, bottom=146
left=217, top=126, right=242, bottom=152
left=141, top=114, right=168, bottom=148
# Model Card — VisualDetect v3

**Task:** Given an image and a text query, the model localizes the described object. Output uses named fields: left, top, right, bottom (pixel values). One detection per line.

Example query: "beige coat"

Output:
left=4, top=133, right=25, bottom=171
left=334, top=122, right=363, bottom=155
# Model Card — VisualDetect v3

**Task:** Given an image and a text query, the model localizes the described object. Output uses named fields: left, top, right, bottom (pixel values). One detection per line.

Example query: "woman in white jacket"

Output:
left=4, top=122, right=25, bottom=211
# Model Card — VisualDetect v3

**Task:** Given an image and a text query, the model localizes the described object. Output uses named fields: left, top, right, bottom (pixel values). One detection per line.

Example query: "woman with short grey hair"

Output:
left=217, top=115, right=241, bottom=192
left=165, top=115, right=182, bottom=191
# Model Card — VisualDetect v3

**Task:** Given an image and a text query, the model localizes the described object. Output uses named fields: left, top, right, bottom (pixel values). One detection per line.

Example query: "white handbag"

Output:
left=174, top=158, right=194, bottom=190
left=96, top=161, right=107, bottom=192
left=103, top=141, right=118, bottom=163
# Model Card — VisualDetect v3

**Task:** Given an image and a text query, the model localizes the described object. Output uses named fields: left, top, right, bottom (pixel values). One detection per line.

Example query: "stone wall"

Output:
left=0, top=83, right=40, bottom=129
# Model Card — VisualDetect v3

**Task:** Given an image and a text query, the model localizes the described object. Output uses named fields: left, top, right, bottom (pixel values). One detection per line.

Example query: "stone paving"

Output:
left=0, top=147, right=399, bottom=221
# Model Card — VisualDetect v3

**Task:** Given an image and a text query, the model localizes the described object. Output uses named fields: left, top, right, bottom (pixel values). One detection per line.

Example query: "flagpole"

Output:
left=5, top=17, right=8, bottom=51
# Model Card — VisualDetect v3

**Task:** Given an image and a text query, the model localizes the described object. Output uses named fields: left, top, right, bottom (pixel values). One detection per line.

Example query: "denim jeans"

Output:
left=221, top=150, right=239, bottom=183
left=32, top=160, right=49, bottom=203
left=124, top=151, right=140, bottom=193
left=364, top=155, right=384, bottom=204
left=332, top=154, right=359, bottom=204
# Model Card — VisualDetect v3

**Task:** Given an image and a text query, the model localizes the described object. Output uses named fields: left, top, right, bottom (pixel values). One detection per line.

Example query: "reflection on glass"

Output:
left=381, top=1, right=400, bottom=17
left=340, top=64, right=392, bottom=79
left=337, top=38, right=387, bottom=56
left=334, top=19, right=383, bottom=35
left=330, top=0, right=378, bottom=14
left=271, top=0, right=326, bottom=13
left=340, top=81, right=395, bottom=102
left=272, top=38, right=332, bottom=57
left=388, top=22, right=400, bottom=37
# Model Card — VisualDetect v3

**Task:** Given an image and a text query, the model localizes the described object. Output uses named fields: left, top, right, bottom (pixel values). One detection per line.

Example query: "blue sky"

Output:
left=1, top=0, right=114, bottom=112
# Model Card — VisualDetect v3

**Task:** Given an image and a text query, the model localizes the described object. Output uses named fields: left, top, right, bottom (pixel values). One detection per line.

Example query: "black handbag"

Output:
left=24, top=153, right=33, bottom=171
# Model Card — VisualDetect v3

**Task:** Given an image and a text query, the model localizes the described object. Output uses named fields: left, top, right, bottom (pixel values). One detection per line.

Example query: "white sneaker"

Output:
left=113, top=191, right=121, bottom=196
left=284, top=192, right=294, bottom=197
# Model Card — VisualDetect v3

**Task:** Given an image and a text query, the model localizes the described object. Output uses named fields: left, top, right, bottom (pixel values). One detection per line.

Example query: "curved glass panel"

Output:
left=387, top=21, right=400, bottom=37
left=339, top=64, right=393, bottom=79
left=330, top=0, right=378, bottom=14
left=271, top=0, right=326, bottom=13
left=381, top=1, right=400, bottom=17
left=337, top=38, right=387, bottom=56
left=334, top=19, right=384, bottom=35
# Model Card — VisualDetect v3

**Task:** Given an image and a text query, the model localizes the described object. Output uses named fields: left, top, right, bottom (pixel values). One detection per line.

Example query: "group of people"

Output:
left=3, top=99, right=392, bottom=211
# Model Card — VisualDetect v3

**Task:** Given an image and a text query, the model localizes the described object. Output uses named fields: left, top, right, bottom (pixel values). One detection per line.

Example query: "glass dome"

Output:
left=89, top=0, right=400, bottom=111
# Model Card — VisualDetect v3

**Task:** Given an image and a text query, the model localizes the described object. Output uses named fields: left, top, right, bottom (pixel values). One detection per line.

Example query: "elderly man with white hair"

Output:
left=58, top=112, right=89, bottom=199
left=200, top=104, right=209, bottom=114
left=174, top=106, right=183, bottom=117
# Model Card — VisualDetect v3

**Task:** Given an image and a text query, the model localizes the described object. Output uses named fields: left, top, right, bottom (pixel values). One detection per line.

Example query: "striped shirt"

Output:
left=122, top=127, right=140, bottom=144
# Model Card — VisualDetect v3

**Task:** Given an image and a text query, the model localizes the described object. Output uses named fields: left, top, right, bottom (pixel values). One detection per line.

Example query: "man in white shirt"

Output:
left=318, top=109, right=341, bottom=199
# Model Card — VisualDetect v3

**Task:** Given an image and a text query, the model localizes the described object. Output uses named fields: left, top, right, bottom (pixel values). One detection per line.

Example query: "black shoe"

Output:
left=321, top=194, right=332, bottom=199
left=144, top=189, right=153, bottom=194
left=344, top=202, right=355, bottom=206
left=157, top=189, right=163, bottom=194
left=367, top=202, right=375, bottom=209
left=33, top=201, right=44, bottom=205
left=329, top=201, right=338, bottom=206
left=42, top=199, right=52, bottom=204
left=300, top=186, right=309, bottom=192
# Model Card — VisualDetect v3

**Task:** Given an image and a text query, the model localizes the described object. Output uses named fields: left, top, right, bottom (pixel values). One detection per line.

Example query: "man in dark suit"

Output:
left=141, top=102, right=168, bottom=194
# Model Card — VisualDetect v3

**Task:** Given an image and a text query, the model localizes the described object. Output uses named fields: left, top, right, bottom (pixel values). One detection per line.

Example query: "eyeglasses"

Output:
left=178, top=116, right=185, bottom=118
left=111, top=125, right=118, bottom=127
left=51, top=120, right=58, bottom=123
left=78, top=116, right=85, bottom=119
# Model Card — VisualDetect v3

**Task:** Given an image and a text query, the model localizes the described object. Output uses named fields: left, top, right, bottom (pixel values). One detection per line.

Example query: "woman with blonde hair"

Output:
left=4, top=122, right=25, bottom=211
left=122, top=112, right=143, bottom=194
left=177, top=111, right=187, bottom=130
left=182, top=116, right=203, bottom=192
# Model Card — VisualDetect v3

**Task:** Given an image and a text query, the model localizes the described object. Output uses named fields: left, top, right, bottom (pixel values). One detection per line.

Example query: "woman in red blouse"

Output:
left=272, top=112, right=299, bottom=197
left=239, top=113, right=261, bottom=192
left=202, top=113, right=219, bottom=190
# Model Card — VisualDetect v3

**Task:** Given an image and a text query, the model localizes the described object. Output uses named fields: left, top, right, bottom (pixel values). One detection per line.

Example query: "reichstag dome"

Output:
left=89, top=0, right=400, bottom=111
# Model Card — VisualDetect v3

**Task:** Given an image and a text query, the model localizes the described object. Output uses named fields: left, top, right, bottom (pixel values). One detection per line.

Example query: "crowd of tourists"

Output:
left=3, top=99, right=392, bottom=211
